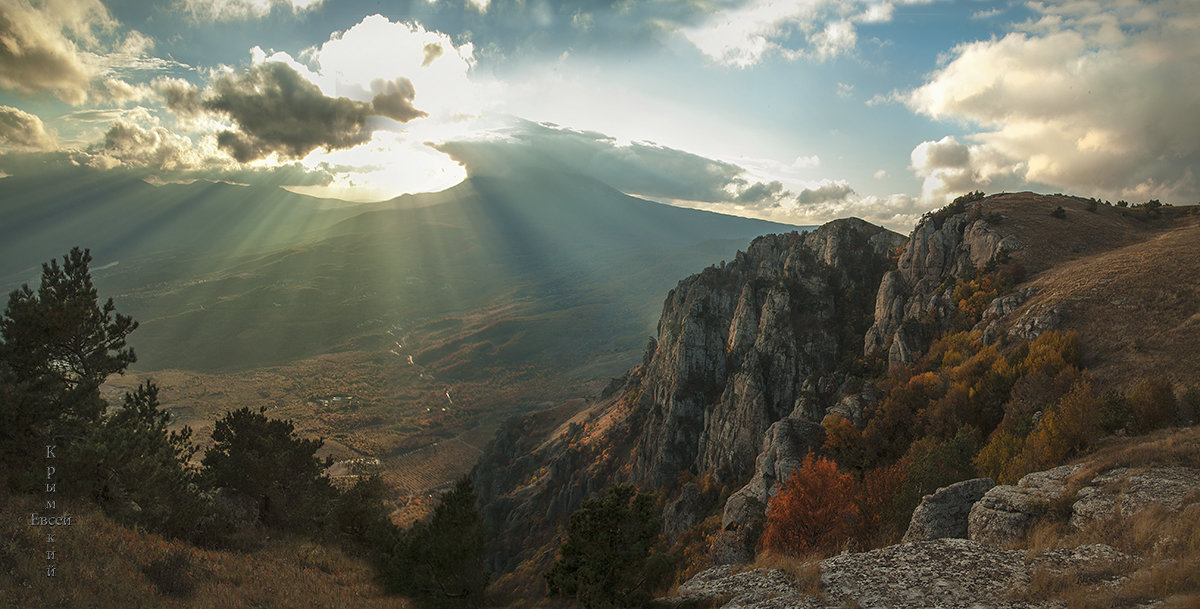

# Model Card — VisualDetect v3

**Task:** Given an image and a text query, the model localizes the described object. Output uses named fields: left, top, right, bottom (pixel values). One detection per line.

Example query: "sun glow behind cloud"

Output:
left=223, top=15, right=497, bottom=200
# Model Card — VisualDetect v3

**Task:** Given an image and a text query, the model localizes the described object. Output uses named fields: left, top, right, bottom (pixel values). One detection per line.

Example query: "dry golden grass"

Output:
left=751, top=552, right=824, bottom=599
left=0, top=490, right=408, bottom=609
left=975, top=195, right=1200, bottom=394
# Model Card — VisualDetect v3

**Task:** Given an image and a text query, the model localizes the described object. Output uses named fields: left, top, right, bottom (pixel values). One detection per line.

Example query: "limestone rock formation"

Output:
left=864, top=203, right=1021, bottom=367
left=968, top=465, right=1081, bottom=547
left=632, top=218, right=905, bottom=488
left=902, top=478, right=995, bottom=543
left=471, top=218, right=904, bottom=575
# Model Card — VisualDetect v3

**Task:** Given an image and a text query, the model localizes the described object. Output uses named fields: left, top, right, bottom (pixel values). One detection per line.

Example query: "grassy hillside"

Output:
left=0, top=487, right=409, bottom=609
left=958, top=194, right=1200, bottom=393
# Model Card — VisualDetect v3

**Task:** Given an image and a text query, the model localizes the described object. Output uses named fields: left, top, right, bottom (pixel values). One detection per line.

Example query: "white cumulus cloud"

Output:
left=905, top=0, right=1200, bottom=203
left=0, top=105, right=56, bottom=150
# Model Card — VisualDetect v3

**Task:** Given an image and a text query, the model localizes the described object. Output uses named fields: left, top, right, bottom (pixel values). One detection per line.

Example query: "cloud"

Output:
left=812, top=20, right=858, bottom=60
left=169, top=58, right=436, bottom=162
left=201, top=62, right=383, bottom=162
left=0, top=105, right=55, bottom=150
left=421, top=42, right=445, bottom=68
left=793, top=154, right=821, bottom=169
left=370, top=78, right=428, bottom=123
left=99, top=77, right=155, bottom=104
left=155, top=77, right=202, bottom=116
left=0, top=0, right=112, bottom=104
left=91, top=114, right=207, bottom=171
left=971, top=7, right=1002, bottom=20
left=778, top=187, right=927, bottom=232
left=59, top=108, right=334, bottom=188
left=432, top=120, right=932, bottom=229
left=905, top=0, right=1200, bottom=203
left=733, top=179, right=788, bottom=206
left=158, top=16, right=485, bottom=164
left=909, top=135, right=1023, bottom=202
left=0, top=0, right=182, bottom=105
left=682, top=0, right=925, bottom=67
left=298, top=16, right=480, bottom=122
left=873, top=169, right=888, bottom=179
left=795, top=181, right=855, bottom=206
left=177, top=0, right=324, bottom=21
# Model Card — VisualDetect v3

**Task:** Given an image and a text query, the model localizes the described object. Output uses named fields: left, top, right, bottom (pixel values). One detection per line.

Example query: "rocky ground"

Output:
left=658, top=434, right=1200, bottom=609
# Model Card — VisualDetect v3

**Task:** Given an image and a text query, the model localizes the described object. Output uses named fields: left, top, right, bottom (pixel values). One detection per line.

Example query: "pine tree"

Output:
left=0, top=247, right=137, bottom=489
left=202, top=406, right=336, bottom=531
left=545, top=484, right=672, bottom=609
left=384, top=475, right=488, bottom=608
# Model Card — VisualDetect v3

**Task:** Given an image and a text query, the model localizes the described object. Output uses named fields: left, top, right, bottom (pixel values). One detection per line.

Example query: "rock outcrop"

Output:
left=902, top=478, right=995, bottom=543
left=968, top=464, right=1081, bottom=547
left=1068, top=465, right=1200, bottom=530
left=864, top=203, right=1022, bottom=366
left=668, top=539, right=1138, bottom=609
left=632, top=219, right=905, bottom=488
left=969, top=463, right=1200, bottom=548
left=672, top=539, right=1041, bottom=609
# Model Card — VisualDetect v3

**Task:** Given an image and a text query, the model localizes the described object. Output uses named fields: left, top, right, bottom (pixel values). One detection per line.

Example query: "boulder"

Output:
left=902, top=478, right=995, bottom=543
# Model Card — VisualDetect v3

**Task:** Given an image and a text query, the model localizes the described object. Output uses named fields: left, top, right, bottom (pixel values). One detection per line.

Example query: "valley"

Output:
left=3, top=163, right=805, bottom=520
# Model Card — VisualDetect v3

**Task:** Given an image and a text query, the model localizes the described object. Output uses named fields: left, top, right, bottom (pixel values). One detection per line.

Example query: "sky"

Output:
left=0, top=0, right=1197, bottom=230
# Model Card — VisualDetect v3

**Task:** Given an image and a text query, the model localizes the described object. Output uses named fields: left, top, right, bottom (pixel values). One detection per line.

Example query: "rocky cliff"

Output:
left=472, top=218, right=904, bottom=575
left=631, top=218, right=904, bottom=488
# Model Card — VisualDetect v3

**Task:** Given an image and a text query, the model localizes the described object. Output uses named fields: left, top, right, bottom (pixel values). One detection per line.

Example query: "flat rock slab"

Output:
left=671, top=539, right=1070, bottom=609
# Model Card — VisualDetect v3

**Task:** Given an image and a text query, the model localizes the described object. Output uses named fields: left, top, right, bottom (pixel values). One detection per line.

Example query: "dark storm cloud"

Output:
left=163, top=63, right=429, bottom=162
left=370, top=77, right=427, bottom=123
left=203, top=62, right=375, bottom=161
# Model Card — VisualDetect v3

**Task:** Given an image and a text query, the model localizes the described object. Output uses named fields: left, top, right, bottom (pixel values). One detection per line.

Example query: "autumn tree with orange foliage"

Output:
left=760, top=452, right=857, bottom=556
